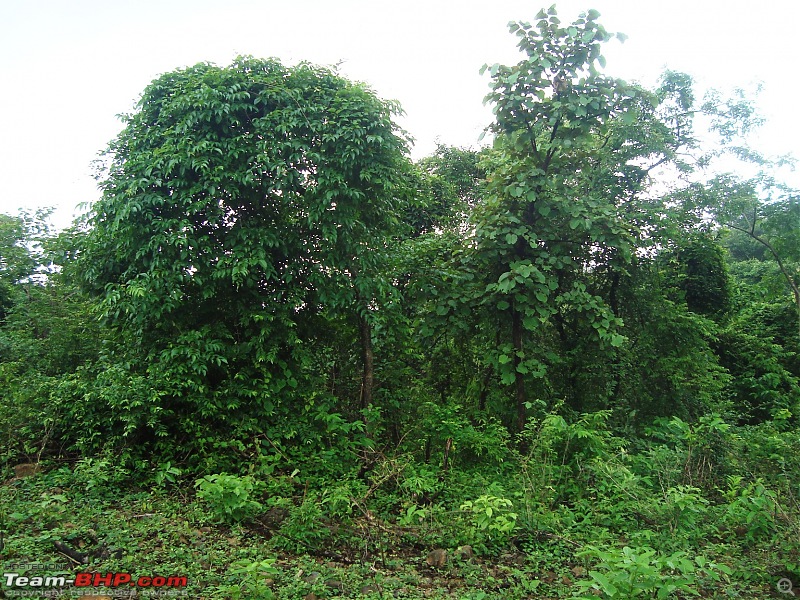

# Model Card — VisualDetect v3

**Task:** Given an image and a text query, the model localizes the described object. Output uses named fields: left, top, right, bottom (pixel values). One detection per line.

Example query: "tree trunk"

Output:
left=512, top=306, right=527, bottom=432
left=794, top=291, right=800, bottom=345
left=478, top=366, right=492, bottom=412
left=359, top=313, right=374, bottom=410
left=478, top=329, right=501, bottom=412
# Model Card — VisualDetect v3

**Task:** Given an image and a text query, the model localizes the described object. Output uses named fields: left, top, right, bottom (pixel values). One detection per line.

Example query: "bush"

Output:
left=574, top=545, right=731, bottom=599
left=195, top=473, right=264, bottom=524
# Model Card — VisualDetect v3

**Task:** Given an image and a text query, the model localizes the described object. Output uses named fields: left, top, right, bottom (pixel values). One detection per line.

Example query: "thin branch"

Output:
left=525, top=120, right=539, bottom=155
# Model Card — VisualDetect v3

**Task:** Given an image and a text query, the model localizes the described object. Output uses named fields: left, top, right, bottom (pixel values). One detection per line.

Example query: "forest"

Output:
left=1, top=7, right=799, bottom=599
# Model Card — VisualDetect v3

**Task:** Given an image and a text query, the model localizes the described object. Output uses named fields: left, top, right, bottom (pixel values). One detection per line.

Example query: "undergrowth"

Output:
left=1, top=412, right=798, bottom=598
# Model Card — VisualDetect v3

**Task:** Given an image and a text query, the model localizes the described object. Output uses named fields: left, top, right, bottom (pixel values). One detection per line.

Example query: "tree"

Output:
left=407, top=144, right=486, bottom=236
left=79, top=57, right=412, bottom=444
left=702, top=176, right=800, bottom=342
left=0, top=210, right=51, bottom=323
left=465, top=7, right=693, bottom=428
left=663, top=233, right=732, bottom=321
left=0, top=217, right=107, bottom=464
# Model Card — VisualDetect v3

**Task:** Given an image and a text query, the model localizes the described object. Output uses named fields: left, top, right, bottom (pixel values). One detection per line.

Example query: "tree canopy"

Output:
left=77, top=57, right=414, bottom=441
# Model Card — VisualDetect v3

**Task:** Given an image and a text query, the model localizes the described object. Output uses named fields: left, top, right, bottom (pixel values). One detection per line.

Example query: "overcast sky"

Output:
left=2, top=0, right=798, bottom=229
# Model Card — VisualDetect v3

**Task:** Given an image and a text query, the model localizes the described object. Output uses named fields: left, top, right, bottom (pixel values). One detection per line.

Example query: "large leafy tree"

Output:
left=464, top=8, right=695, bottom=428
left=80, top=57, right=412, bottom=441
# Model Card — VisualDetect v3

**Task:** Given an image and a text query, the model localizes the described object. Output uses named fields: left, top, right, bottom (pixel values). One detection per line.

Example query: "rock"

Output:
left=500, top=551, right=526, bottom=565
left=302, top=571, right=321, bottom=584
left=325, top=579, right=344, bottom=590
left=263, top=506, right=289, bottom=527
left=14, top=463, right=40, bottom=478
left=426, top=548, right=447, bottom=568
left=361, top=583, right=381, bottom=594
left=456, top=545, right=474, bottom=559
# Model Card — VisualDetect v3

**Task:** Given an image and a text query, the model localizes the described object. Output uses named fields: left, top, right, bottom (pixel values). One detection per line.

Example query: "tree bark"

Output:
left=511, top=306, right=527, bottom=432
left=359, top=313, right=374, bottom=410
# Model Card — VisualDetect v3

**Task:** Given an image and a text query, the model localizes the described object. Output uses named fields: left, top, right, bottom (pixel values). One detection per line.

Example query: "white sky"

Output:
left=1, top=0, right=798, bottom=230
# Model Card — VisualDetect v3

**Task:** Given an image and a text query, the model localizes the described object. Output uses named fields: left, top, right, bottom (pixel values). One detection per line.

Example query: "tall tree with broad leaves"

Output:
left=79, top=57, right=412, bottom=445
left=470, top=7, right=695, bottom=428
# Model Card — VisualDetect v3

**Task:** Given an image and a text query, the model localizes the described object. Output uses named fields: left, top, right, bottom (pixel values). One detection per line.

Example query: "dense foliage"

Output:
left=2, top=7, right=799, bottom=598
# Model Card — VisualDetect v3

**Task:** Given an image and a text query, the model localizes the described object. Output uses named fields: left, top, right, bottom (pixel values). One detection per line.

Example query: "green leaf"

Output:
left=501, top=372, right=516, bottom=385
left=589, top=571, right=617, bottom=596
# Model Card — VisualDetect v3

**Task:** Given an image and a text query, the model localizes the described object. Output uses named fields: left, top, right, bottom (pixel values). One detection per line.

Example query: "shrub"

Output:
left=195, top=473, right=263, bottom=524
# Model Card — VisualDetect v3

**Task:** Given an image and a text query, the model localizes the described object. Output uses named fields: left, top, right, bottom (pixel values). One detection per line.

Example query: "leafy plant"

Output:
left=657, top=485, right=710, bottom=539
left=721, top=476, right=777, bottom=542
left=460, top=494, right=518, bottom=549
left=397, top=503, right=428, bottom=527
left=72, top=455, right=131, bottom=497
left=153, top=461, right=182, bottom=487
left=574, top=545, right=731, bottom=599
left=274, top=493, right=332, bottom=553
left=195, top=473, right=264, bottom=523
left=215, top=558, right=279, bottom=599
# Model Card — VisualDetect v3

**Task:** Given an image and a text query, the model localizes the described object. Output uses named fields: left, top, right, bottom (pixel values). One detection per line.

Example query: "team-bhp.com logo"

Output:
left=4, top=571, right=187, bottom=592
